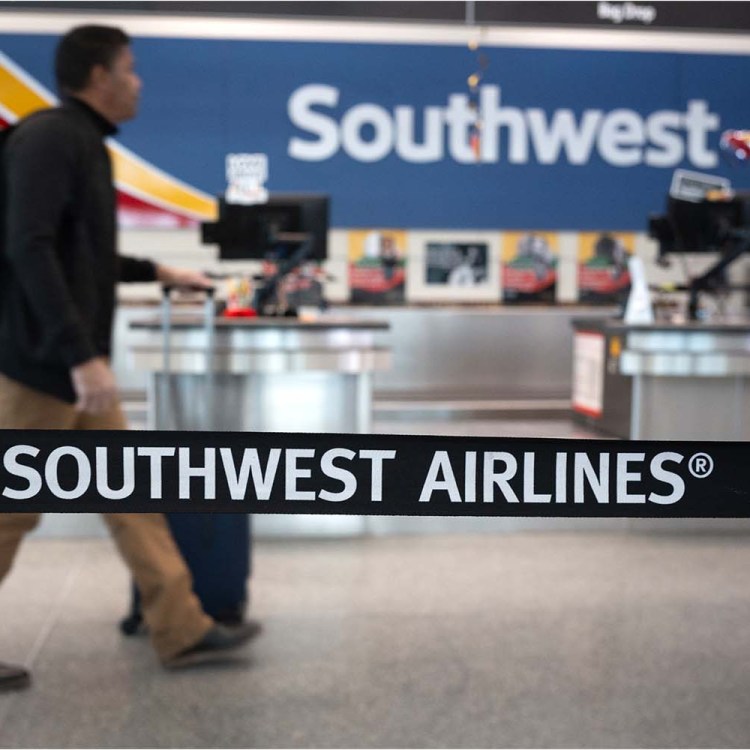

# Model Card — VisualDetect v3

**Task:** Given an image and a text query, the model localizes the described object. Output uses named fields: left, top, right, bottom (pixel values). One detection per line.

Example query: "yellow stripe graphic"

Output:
left=109, top=147, right=217, bottom=220
left=0, top=64, right=50, bottom=118
left=0, top=54, right=216, bottom=221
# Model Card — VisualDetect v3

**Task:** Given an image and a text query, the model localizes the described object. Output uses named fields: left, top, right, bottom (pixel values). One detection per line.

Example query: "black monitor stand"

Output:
left=251, top=232, right=313, bottom=316
left=201, top=194, right=330, bottom=317
left=686, top=229, right=750, bottom=320
left=649, top=193, right=750, bottom=320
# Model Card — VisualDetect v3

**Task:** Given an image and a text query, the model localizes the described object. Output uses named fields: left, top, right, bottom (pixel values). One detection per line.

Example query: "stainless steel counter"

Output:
left=572, top=319, right=750, bottom=440
left=620, top=323, right=750, bottom=378
left=129, top=316, right=390, bottom=377
left=116, top=304, right=619, bottom=402
left=128, top=315, right=390, bottom=433
left=128, top=315, right=391, bottom=537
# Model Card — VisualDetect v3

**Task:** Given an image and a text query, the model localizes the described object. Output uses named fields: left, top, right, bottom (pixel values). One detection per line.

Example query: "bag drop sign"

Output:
left=0, top=431, right=743, bottom=518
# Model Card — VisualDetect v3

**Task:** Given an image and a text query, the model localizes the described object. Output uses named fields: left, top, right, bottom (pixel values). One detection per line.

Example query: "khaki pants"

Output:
left=0, top=373, right=213, bottom=662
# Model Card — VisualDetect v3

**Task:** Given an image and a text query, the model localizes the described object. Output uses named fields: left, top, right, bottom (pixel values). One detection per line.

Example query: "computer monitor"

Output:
left=201, top=193, right=329, bottom=261
left=648, top=191, right=750, bottom=320
left=649, top=193, right=750, bottom=255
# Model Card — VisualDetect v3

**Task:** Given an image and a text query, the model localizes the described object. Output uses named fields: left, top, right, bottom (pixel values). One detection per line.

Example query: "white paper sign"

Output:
left=225, top=153, right=269, bottom=205
left=572, top=332, right=606, bottom=418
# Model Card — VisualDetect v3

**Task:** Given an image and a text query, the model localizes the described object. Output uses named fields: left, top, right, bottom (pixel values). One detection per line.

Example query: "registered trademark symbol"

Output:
left=689, top=453, right=714, bottom=478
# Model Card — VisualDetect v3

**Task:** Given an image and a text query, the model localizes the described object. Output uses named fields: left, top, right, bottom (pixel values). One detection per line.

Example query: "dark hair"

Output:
left=55, top=25, right=130, bottom=94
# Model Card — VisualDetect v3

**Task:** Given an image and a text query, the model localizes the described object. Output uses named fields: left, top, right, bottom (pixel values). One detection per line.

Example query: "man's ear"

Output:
left=86, top=63, right=109, bottom=92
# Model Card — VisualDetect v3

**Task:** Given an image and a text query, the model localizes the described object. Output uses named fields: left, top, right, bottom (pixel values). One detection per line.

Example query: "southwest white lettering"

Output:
left=649, top=452, right=685, bottom=504
left=358, top=450, right=397, bottom=502
left=3, top=445, right=391, bottom=502
left=525, top=108, right=602, bottom=165
left=574, top=453, right=609, bottom=504
left=286, top=448, right=316, bottom=501
left=219, top=447, right=281, bottom=501
left=0, top=446, right=690, bottom=507
left=96, top=446, right=135, bottom=500
left=555, top=452, right=567, bottom=504
left=523, top=452, right=553, bottom=503
left=319, top=448, right=357, bottom=502
left=617, top=452, right=646, bottom=503
left=464, top=451, right=477, bottom=503
left=419, top=451, right=462, bottom=503
left=45, top=447, right=91, bottom=500
left=483, top=452, right=520, bottom=503
left=2, top=445, right=41, bottom=500
left=395, top=105, right=444, bottom=162
left=136, top=447, right=175, bottom=500
left=288, top=83, right=719, bottom=168
left=179, top=447, right=216, bottom=500
left=417, top=450, right=687, bottom=505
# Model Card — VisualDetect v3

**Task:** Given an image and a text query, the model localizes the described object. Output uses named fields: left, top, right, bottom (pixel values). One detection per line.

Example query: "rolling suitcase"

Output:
left=121, top=286, right=251, bottom=634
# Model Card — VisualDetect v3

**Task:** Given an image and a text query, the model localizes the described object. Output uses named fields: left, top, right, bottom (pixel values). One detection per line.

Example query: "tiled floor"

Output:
left=2, top=415, right=750, bottom=748
left=3, top=530, right=750, bottom=748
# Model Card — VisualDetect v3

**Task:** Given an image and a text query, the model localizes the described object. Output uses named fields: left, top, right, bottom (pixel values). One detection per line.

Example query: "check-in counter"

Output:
left=127, top=314, right=391, bottom=536
left=116, top=303, right=619, bottom=404
left=128, top=315, right=390, bottom=433
left=572, top=318, right=750, bottom=440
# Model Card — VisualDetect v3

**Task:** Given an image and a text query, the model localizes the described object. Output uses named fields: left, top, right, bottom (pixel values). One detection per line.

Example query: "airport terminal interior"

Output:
left=2, top=1, right=750, bottom=748
left=4, top=410, right=750, bottom=748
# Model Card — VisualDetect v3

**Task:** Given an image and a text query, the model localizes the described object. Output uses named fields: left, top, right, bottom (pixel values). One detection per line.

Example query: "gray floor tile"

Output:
left=2, top=533, right=750, bottom=747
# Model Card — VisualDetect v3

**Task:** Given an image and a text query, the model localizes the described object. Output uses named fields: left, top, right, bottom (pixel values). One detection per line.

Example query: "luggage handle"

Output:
left=159, top=285, right=217, bottom=430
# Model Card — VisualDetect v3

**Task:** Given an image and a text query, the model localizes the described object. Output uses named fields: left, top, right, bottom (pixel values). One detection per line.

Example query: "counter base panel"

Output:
left=147, top=370, right=373, bottom=537
left=632, top=374, right=750, bottom=441
left=148, top=371, right=371, bottom=434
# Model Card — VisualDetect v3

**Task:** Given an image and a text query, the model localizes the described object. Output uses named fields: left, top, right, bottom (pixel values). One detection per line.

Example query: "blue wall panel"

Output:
left=2, top=32, right=748, bottom=229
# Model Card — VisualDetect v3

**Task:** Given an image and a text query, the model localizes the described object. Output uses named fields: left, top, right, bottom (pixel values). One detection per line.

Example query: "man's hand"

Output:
left=71, top=357, right=118, bottom=414
left=155, top=264, right=213, bottom=290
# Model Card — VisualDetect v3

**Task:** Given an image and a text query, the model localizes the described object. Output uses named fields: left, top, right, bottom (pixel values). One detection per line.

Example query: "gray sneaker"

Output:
left=0, top=662, right=31, bottom=692
left=164, top=621, right=262, bottom=669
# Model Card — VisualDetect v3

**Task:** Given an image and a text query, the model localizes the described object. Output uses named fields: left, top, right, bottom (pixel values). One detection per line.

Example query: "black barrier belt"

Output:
left=0, top=429, right=746, bottom=517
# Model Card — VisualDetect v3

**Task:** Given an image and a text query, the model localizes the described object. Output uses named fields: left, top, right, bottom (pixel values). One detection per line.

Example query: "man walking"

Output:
left=0, top=25, right=260, bottom=689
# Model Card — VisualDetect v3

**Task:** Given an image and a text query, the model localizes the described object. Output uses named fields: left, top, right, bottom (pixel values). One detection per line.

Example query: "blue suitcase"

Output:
left=166, top=513, right=250, bottom=622
left=121, top=513, right=251, bottom=633
left=121, top=286, right=252, bottom=634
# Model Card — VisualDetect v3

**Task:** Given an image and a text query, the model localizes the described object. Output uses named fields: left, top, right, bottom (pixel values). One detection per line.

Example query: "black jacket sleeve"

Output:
left=4, top=115, right=97, bottom=368
left=118, top=255, right=158, bottom=282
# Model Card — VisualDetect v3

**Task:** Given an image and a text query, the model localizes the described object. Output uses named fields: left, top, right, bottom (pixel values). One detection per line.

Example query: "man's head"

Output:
left=55, top=25, right=141, bottom=124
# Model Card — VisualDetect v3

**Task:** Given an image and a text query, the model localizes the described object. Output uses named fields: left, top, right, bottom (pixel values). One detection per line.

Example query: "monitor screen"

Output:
left=649, top=193, right=750, bottom=255
left=201, top=193, right=329, bottom=261
left=667, top=194, right=748, bottom=252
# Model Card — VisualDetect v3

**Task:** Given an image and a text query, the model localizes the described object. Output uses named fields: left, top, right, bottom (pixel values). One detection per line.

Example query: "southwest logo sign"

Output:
left=288, top=83, right=721, bottom=168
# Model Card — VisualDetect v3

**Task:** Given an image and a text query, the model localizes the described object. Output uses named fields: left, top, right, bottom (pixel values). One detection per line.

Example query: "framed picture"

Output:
left=426, top=242, right=489, bottom=287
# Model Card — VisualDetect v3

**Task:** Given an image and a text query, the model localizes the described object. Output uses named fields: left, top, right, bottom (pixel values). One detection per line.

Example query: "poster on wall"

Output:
left=577, top=232, right=634, bottom=304
left=425, top=242, right=489, bottom=287
left=501, top=232, right=559, bottom=303
left=348, top=230, right=407, bottom=304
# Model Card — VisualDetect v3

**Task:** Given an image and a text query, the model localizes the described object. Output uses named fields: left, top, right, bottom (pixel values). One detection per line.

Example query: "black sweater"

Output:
left=0, top=97, right=156, bottom=403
